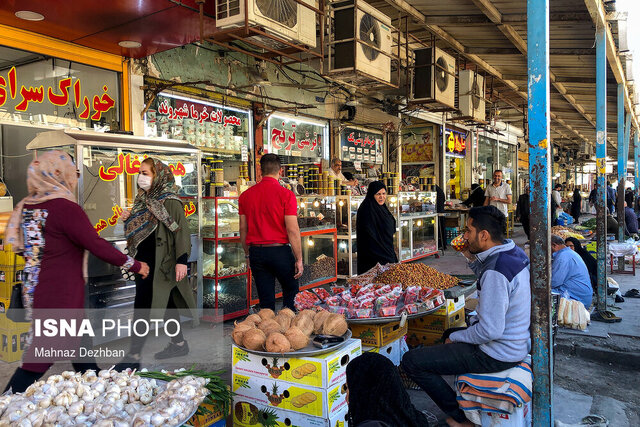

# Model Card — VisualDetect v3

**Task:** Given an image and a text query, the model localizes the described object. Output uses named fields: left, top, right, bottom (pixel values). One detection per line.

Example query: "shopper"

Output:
left=551, top=235, right=593, bottom=308
left=402, top=206, right=530, bottom=427
left=483, top=170, right=512, bottom=217
left=356, top=181, right=398, bottom=274
left=565, top=237, right=597, bottom=292
left=606, top=182, right=616, bottom=214
left=3, top=151, right=148, bottom=393
left=461, top=183, right=484, bottom=208
left=435, top=184, right=447, bottom=250
left=552, top=184, right=563, bottom=211
left=624, top=201, right=639, bottom=236
left=625, top=188, right=634, bottom=212
left=515, top=185, right=530, bottom=240
left=239, top=154, right=302, bottom=311
left=346, top=352, right=429, bottom=427
left=588, top=185, right=598, bottom=208
left=571, top=188, right=582, bottom=222
left=118, top=158, right=195, bottom=369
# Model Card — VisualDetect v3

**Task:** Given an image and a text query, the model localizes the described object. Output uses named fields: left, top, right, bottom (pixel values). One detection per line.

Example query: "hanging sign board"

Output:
left=340, top=127, right=383, bottom=164
left=402, top=125, right=435, bottom=163
left=445, top=129, right=468, bottom=158
left=267, top=115, right=325, bottom=158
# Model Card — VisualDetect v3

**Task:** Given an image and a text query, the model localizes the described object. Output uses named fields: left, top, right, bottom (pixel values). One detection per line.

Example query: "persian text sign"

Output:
left=268, top=116, right=324, bottom=158
left=341, top=127, right=383, bottom=164
left=157, top=97, right=243, bottom=127
left=0, top=66, right=115, bottom=120
left=98, top=153, right=186, bottom=181
left=445, top=129, right=468, bottom=158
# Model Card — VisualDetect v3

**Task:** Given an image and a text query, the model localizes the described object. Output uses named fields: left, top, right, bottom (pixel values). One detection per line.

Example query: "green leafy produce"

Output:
left=581, top=218, right=597, bottom=230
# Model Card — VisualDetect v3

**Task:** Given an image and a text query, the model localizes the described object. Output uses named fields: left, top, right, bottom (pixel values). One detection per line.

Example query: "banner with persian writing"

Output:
left=340, top=127, right=383, bottom=164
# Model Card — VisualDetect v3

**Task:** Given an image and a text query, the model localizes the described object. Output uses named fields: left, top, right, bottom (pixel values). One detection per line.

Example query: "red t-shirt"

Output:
left=239, top=177, right=298, bottom=245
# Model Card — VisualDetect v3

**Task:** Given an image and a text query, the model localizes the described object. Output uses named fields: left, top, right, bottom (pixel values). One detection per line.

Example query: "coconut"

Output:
left=245, top=314, right=263, bottom=325
left=291, top=314, right=314, bottom=336
left=232, top=321, right=254, bottom=346
left=322, top=313, right=348, bottom=336
left=265, top=333, right=292, bottom=353
left=274, top=314, right=292, bottom=331
left=258, top=319, right=283, bottom=336
left=285, top=327, right=309, bottom=350
left=278, top=308, right=296, bottom=319
left=242, top=329, right=266, bottom=351
left=300, top=309, right=317, bottom=319
left=313, top=310, right=331, bottom=334
left=257, top=309, right=276, bottom=321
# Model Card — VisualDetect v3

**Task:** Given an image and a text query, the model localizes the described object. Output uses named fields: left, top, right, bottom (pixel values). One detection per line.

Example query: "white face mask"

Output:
left=138, top=174, right=152, bottom=191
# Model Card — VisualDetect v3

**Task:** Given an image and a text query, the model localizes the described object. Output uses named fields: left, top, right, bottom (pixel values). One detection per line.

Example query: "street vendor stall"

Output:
left=389, top=192, right=439, bottom=262
left=26, top=130, right=203, bottom=315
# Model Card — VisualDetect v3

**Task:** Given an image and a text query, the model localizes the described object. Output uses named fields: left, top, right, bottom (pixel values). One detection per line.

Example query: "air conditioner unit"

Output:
left=412, top=47, right=457, bottom=108
left=330, top=0, right=393, bottom=83
left=215, top=0, right=317, bottom=48
left=459, top=70, right=485, bottom=121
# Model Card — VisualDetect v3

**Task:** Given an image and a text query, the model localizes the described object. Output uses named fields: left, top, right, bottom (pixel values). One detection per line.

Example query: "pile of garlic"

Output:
left=0, top=368, right=209, bottom=426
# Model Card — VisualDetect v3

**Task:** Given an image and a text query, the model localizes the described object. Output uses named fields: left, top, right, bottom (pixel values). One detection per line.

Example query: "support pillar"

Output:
left=617, top=85, right=626, bottom=241
left=595, top=25, right=608, bottom=312
left=527, top=0, right=553, bottom=423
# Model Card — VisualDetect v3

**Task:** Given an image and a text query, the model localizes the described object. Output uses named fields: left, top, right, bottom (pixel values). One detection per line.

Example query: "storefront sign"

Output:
left=445, top=129, right=467, bottom=158
left=157, top=98, right=243, bottom=127
left=402, top=125, right=435, bottom=163
left=267, top=115, right=324, bottom=158
left=340, top=127, right=383, bottom=164
left=0, top=66, right=115, bottom=120
left=97, top=153, right=186, bottom=181
left=184, top=201, right=196, bottom=217
left=95, top=202, right=197, bottom=234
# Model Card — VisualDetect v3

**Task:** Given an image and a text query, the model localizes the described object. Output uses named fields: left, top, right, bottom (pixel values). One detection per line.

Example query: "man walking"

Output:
left=239, top=154, right=303, bottom=311
left=402, top=206, right=531, bottom=427
left=483, top=170, right=512, bottom=217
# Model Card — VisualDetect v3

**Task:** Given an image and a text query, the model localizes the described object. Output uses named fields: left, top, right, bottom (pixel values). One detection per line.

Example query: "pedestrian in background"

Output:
left=118, top=158, right=195, bottom=370
left=239, top=154, right=302, bottom=311
left=4, top=151, right=148, bottom=392
left=515, top=184, right=530, bottom=241
left=571, top=187, right=582, bottom=222
left=484, top=170, right=512, bottom=217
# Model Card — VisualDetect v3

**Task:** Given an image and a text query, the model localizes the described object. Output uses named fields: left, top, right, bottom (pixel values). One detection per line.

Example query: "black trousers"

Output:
left=401, top=328, right=519, bottom=423
left=249, top=245, right=298, bottom=311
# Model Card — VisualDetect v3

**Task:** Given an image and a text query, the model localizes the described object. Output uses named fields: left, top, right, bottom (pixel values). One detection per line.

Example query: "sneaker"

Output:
left=154, top=341, right=189, bottom=360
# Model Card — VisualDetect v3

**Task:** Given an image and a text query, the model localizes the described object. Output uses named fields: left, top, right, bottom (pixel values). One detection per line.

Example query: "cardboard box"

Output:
left=433, top=295, right=465, bottom=316
left=406, top=330, right=445, bottom=347
left=363, top=336, right=406, bottom=366
left=232, top=396, right=348, bottom=427
left=349, top=320, right=407, bottom=347
left=232, top=372, right=347, bottom=419
left=408, top=308, right=466, bottom=333
left=185, top=403, right=226, bottom=427
left=232, top=339, right=362, bottom=389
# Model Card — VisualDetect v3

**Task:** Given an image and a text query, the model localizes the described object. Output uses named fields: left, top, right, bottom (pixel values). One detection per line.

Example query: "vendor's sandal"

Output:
left=591, top=311, right=616, bottom=323
left=623, top=288, right=640, bottom=298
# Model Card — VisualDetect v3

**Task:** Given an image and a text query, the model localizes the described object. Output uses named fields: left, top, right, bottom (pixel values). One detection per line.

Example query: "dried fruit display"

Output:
left=373, top=263, right=459, bottom=290
left=310, top=256, right=336, bottom=280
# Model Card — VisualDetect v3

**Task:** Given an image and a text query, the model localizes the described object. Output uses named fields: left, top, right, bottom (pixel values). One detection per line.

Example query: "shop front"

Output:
left=443, top=128, right=469, bottom=200
left=401, top=122, right=438, bottom=189
left=0, top=32, right=129, bottom=203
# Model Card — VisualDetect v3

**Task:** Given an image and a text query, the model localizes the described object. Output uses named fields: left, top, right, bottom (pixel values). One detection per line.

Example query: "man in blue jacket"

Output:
left=402, top=206, right=531, bottom=427
left=551, top=235, right=593, bottom=308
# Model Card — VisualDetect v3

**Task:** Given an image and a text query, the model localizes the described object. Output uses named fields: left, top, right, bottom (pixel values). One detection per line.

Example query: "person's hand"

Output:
left=120, top=209, right=131, bottom=221
left=444, top=338, right=453, bottom=344
left=461, top=249, right=475, bottom=262
left=294, top=259, right=304, bottom=279
left=176, top=264, right=188, bottom=282
left=138, top=261, right=150, bottom=279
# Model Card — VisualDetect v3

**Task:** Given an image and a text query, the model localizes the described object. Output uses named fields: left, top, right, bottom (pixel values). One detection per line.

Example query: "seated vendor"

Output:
left=402, top=206, right=531, bottom=427
left=607, top=213, right=619, bottom=235
left=624, top=201, right=639, bottom=236
left=461, top=183, right=485, bottom=208
left=551, top=235, right=593, bottom=308
left=328, top=157, right=358, bottom=186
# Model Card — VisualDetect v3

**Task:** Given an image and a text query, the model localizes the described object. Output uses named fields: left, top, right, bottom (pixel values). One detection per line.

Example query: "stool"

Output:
left=610, top=254, right=636, bottom=275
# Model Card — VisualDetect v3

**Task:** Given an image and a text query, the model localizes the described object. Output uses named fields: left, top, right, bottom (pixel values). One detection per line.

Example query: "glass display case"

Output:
left=26, top=130, right=202, bottom=318
left=390, top=192, right=439, bottom=262
left=336, top=195, right=365, bottom=277
left=250, top=196, right=338, bottom=306
left=201, top=197, right=250, bottom=320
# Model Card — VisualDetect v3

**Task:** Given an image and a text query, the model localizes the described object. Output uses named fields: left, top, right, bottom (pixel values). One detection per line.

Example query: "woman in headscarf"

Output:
left=565, top=237, right=597, bottom=291
left=571, top=188, right=582, bottom=222
left=346, top=352, right=430, bottom=427
left=3, top=151, right=147, bottom=392
left=356, top=181, right=397, bottom=274
left=116, top=158, right=195, bottom=370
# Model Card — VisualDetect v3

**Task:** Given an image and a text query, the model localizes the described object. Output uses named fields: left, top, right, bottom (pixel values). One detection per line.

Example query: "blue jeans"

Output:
left=401, top=328, right=519, bottom=423
left=249, top=245, right=299, bottom=311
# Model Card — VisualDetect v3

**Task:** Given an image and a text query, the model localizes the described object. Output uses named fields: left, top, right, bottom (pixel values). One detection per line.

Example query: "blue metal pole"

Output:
left=527, top=0, right=553, bottom=424
left=595, top=26, right=607, bottom=312
left=617, top=85, right=625, bottom=241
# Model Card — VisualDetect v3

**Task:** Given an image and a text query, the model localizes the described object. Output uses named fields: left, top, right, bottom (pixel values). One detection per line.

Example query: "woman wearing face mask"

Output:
left=116, top=158, right=195, bottom=370
left=3, top=151, right=149, bottom=392
left=356, top=181, right=398, bottom=274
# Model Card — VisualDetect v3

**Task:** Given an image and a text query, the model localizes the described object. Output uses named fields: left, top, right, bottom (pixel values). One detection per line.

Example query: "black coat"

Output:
left=356, top=181, right=398, bottom=274
left=462, top=186, right=485, bottom=208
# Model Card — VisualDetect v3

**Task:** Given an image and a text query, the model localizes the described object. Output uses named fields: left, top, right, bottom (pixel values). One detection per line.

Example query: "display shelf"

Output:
left=391, top=192, right=438, bottom=263
left=200, top=147, right=242, bottom=156
left=336, top=195, right=364, bottom=278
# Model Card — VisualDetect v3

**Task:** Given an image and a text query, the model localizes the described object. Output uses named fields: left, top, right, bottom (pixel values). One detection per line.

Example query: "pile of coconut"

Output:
left=232, top=308, right=349, bottom=353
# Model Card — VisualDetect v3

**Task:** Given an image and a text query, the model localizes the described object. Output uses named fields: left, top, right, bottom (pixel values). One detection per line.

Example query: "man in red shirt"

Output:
left=239, top=154, right=303, bottom=310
